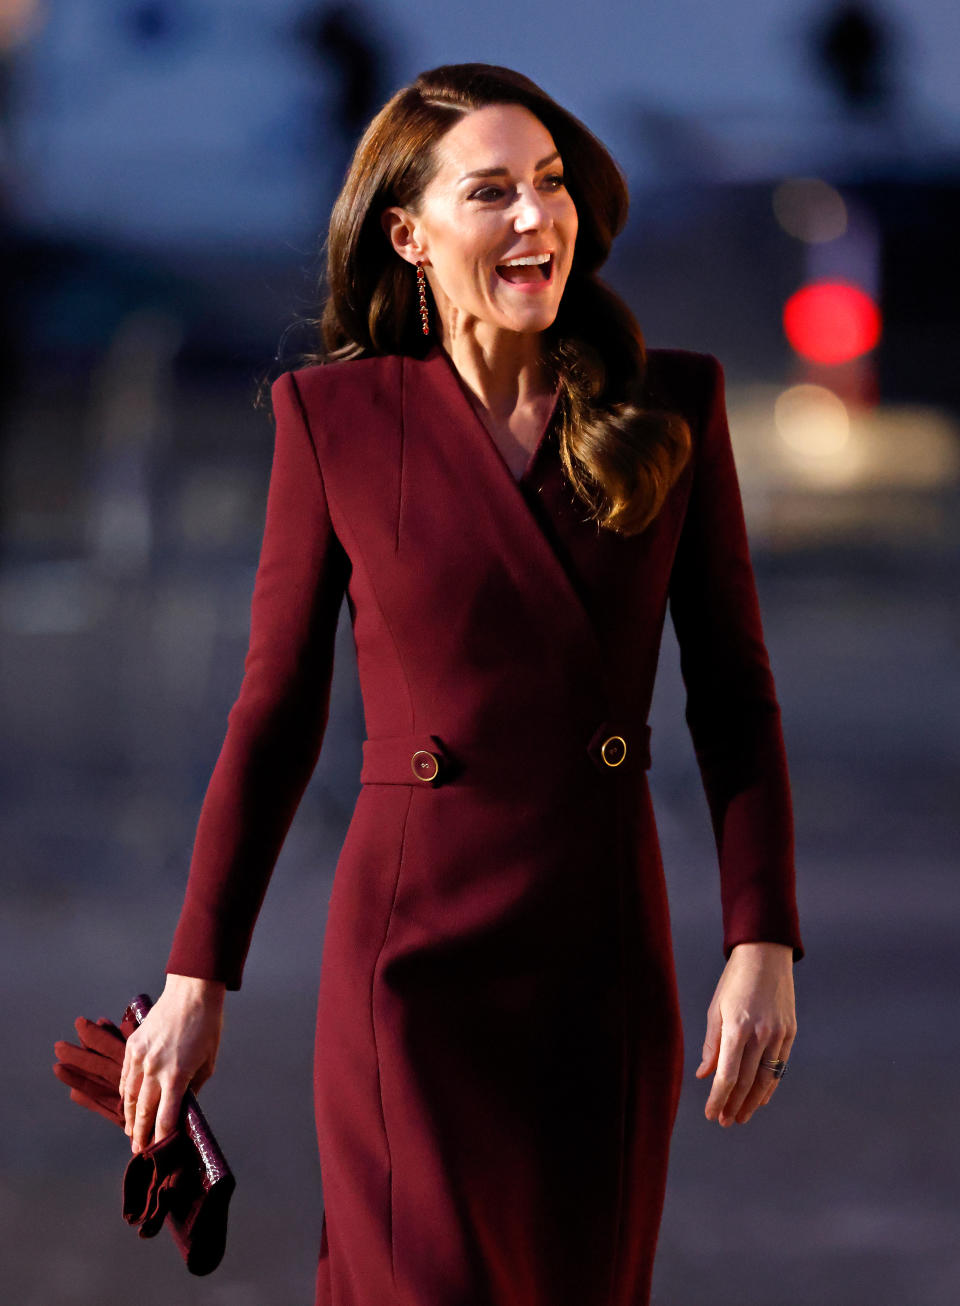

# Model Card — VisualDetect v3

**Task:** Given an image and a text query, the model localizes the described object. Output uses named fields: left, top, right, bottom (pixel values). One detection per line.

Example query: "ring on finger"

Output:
left=759, top=1056, right=788, bottom=1080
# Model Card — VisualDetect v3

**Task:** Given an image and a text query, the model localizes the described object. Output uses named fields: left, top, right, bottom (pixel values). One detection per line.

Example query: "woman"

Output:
left=119, top=62, right=803, bottom=1306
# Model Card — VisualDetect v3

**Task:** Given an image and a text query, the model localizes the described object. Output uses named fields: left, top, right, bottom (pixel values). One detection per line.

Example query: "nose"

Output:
left=513, top=184, right=551, bottom=231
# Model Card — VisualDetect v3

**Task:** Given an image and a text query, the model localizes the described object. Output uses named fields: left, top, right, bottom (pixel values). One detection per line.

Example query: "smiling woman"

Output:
left=119, top=60, right=803, bottom=1306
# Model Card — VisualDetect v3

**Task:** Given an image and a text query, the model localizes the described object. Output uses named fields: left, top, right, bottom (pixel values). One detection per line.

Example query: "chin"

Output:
left=499, top=305, right=560, bottom=334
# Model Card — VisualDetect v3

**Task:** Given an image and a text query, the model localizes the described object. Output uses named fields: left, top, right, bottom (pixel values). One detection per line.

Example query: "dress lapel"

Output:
left=402, top=343, right=606, bottom=679
left=434, top=344, right=559, bottom=487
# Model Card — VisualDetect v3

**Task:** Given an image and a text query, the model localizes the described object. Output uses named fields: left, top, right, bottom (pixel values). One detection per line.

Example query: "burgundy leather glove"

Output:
left=121, top=1123, right=234, bottom=1275
left=123, top=1127, right=193, bottom=1238
left=52, top=1016, right=130, bottom=1127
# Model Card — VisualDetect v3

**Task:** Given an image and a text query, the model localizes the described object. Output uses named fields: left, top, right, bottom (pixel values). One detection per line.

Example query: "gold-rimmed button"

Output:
left=600, top=734, right=627, bottom=767
left=411, top=749, right=440, bottom=782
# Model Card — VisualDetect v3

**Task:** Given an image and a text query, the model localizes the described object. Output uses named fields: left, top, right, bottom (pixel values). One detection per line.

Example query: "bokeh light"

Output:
left=774, top=382, right=851, bottom=458
left=783, top=280, right=882, bottom=364
left=772, top=176, right=848, bottom=243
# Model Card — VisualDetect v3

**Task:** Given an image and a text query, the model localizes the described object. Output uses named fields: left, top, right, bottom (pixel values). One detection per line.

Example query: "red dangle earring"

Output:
left=416, top=260, right=430, bottom=336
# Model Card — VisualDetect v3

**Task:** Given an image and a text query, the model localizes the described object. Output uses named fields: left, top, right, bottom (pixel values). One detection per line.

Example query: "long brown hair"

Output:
left=266, top=62, right=691, bottom=536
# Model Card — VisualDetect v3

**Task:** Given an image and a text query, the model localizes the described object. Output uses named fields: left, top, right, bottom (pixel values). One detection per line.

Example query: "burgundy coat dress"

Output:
left=165, top=340, right=804, bottom=1306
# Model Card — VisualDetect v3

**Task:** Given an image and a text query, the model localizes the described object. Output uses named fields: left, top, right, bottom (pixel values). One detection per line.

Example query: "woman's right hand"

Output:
left=118, top=973, right=226, bottom=1154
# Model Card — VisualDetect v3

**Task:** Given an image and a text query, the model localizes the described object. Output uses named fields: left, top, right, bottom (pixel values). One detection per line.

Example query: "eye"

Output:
left=468, top=174, right=566, bottom=203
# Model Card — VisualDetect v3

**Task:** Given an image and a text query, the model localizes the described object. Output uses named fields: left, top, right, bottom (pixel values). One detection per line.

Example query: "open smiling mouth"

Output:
left=495, top=254, right=553, bottom=285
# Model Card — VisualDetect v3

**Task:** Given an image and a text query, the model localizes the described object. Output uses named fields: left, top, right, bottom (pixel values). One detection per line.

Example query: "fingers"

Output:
left=123, top=1067, right=144, bottom=1143
left=54, top=1059, right=117, bottom=1100
left=703, top=1019, right=749, bottom=1125
left=131, top=1075, right=161, bottom=1154
left=54, top=1040, right=121, bottom=1093
left=120, top=1039, right=144, bottom=1142
left=732, top=1035, right=786, bottom=1123
left=154, top=1074, right=190, bottom=1143
left=694, top=1004, right=721, bottom=1081
left=123, top=1035, right=164, bottom=1153
left=130, top=1069, right=192, bottom=1148
left=706, top=1023, right=795, bottom=1126
left=757, top=1022, right=797, bottom=1110
left=69, top=1085, right=126, bottom=1127
left=718, top=1030, right=770, bottom=1124
left=120, top=1037, right=195, bottom=1151
left=75, top=1016, right=126, bottom=1063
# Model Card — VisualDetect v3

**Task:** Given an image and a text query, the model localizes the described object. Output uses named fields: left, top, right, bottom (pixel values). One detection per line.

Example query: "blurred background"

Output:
left=2, top=1, right=958, bottom=1303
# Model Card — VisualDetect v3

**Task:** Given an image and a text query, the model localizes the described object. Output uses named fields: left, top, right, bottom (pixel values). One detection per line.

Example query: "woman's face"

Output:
left=384, top=102, right=579, bottom=342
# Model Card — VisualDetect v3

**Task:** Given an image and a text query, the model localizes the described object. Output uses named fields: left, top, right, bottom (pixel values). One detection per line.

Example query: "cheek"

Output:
left=433, top=255, right=483, bottom=303
left=447, top=240, right=494, bottom=290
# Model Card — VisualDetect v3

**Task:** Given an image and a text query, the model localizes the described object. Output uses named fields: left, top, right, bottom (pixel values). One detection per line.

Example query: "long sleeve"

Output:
left=667, top=354, right=804, bottom=963
left=165, top=370, right=351, bottom=990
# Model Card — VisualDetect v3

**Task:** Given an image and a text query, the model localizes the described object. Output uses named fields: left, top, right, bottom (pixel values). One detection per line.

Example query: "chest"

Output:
left=463, top=392, right=559, bottom=481
left=296, top=346, right=695, bottom=688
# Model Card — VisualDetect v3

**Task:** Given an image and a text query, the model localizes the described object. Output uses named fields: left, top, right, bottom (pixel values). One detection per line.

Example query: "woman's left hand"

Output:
left=695, top=941, right=797, bottom=1126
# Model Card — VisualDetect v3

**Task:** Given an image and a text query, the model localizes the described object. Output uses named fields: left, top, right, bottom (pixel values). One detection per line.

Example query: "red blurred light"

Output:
left=783, top=281, right=882, bottom=364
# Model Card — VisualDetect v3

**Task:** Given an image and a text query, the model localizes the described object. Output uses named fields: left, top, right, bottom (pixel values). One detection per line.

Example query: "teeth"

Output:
left=500, top=253, right=551, bottom=267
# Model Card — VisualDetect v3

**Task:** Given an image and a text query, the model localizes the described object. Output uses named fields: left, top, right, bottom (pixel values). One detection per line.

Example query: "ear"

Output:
left=381, top=206, right=428, bottom=267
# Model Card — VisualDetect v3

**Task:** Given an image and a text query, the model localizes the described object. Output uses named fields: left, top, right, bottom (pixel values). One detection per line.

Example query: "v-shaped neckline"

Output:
left=404, top=344, right=609, bottom=692
left=430, top=342, right=562, bottom=485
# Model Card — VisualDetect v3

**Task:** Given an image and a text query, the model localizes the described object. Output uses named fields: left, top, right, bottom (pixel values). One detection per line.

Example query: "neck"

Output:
left=436, top=323, right=552, bottom=419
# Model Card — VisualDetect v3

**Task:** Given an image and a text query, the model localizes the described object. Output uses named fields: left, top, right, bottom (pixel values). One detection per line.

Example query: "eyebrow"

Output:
left=458, top=150, right=562, bottom=184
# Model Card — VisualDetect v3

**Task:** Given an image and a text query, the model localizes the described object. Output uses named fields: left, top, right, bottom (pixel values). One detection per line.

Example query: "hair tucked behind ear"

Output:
left=259, top=62, right=691, bottom=536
